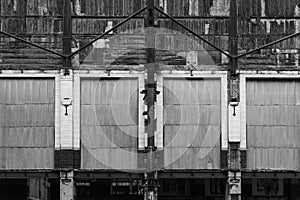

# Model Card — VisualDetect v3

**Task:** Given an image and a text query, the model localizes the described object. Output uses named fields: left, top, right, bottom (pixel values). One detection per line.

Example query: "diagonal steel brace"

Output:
left=234, top=32, right=300, bottom=59
left=67, top=6, right=148, bottom=58
left=154, top=6, right=233, bottom=59
left=0, top=30, right=67, bottom=58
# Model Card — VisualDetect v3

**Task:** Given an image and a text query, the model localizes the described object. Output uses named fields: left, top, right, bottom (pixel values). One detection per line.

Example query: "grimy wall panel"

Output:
left=0, top=78, right=55, bottom=169
left=163, top=78, right=221, bottom=169
left=246, top=79, right=300, bottom=170
left=80, top=78, right=139, bottom=169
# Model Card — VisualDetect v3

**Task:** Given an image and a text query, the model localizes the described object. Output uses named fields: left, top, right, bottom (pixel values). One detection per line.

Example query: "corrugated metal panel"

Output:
left=163, top=78, right=221, bottom=169
left=0, top=78, right=55, bottom=169
left=246, top=79, right=300, bottom=170
left=80, top=78, right=139, bottom=169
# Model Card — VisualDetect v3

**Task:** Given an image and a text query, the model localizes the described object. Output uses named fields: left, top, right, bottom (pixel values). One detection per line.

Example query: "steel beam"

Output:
left=0, top=171, right=60, bottom=179
left=242, top=172, right=300, bottom=179
left=63, top=0, right=72, bottom=75
left=73, top=171, right=227, bottom=179
left=74, top=172, right=144, bottom=179
left=229, top=0, right=238, bottom=75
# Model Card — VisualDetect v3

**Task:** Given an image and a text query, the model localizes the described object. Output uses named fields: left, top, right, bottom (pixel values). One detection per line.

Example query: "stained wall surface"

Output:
left=246, top=79, right=300, bottom=170
left=163, top=78, right=221, bottom=169
left=0, top=78, right=55, bottom=169
left=80, top=78, right=139, bottom=169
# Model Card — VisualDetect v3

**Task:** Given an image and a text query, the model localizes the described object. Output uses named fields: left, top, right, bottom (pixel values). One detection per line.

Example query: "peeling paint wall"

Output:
left=210, top=0, right=230, bottom=16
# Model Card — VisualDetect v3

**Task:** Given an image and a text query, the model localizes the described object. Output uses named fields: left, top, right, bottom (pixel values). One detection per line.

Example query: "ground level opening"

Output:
left=0, top=178, right=60, bottom=200
left=242, top=178, right=300, bottom=200
left=75, top=178, right=227, bottom=200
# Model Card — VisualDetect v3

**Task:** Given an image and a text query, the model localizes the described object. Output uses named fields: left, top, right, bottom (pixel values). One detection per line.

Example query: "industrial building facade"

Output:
left=0, top=0, right=300, bottom=200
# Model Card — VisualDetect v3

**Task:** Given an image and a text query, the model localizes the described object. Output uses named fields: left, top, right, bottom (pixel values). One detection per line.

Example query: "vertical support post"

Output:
left=144, top=0, right=159, bottom=200
left=60, top=171, right=74, bottom=200
left=228, top=0, right=241, bottom=200
left=63, top=0, right=72, bottom=75
left=60, top=4, right=74, bottom=200
left=229, top=0, right=238, bottom=76
left=146, top=0, right=156, bottom=149
left=58, top=70, right=74, bottom=168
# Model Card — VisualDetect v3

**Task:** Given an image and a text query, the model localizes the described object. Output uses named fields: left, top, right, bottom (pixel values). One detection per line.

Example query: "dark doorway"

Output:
left=0, top=178, right=60, bottom=200
left=76, top=178, right=227, bottom=200
left=158, top=179, right=226, bottom=200
left=0, top=179, right=27, bottom=200
left=76, top=179, right=143, bottom=200
left=242, top=178, right=300, bottom=200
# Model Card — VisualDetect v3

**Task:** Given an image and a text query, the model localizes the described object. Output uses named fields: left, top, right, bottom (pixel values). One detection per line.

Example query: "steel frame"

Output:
left=74, top=170, right=227, bottom=179
left=0, top=2, right=299, bottom=198
left=0, top=4, right=298, bottom=73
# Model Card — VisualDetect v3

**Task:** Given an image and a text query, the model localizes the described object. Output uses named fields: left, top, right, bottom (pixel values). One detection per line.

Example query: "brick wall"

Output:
left=55, top=150, right=81, bottom=169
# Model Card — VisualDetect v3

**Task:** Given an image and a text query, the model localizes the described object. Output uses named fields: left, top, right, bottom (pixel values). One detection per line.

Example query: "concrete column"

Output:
left=60, top=171, right=74, bottom=200
left=60, top=70, right=74, bottom=149
left=227, top=171, right=241, bottom=200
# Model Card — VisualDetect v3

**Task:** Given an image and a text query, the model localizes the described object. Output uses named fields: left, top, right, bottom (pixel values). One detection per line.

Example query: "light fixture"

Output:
left=230, top=98, right=239, bottom=116
left=61, top=171, right=72, bottom=184
left=61, top=97, right=72, bottom=116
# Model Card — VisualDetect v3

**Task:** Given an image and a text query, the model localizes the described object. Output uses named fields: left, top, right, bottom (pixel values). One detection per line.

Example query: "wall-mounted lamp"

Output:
left=61, top=98, right=72, bottom=116
left=230, top=98, right=239, bottom=116
left=61, top=171, right=72, bottom=184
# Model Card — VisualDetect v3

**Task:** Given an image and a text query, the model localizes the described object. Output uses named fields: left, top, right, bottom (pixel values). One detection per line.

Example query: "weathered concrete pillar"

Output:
left=60, top=70, right=73, bottom=150
left=228, top=74, right=242, bottom=200
left=228, top=171, right=241, bottom=200
left=60, top=171, right=74, bottom=200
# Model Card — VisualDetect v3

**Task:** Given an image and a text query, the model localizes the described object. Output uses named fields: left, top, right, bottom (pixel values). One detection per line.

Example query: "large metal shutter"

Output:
left=0, top=78, right=55, bottom=169
left=246, top=79, right=300, bottom=169
left=163, top=78, right=221, bottom=169
left=80, top=78, right=139, bottom=169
